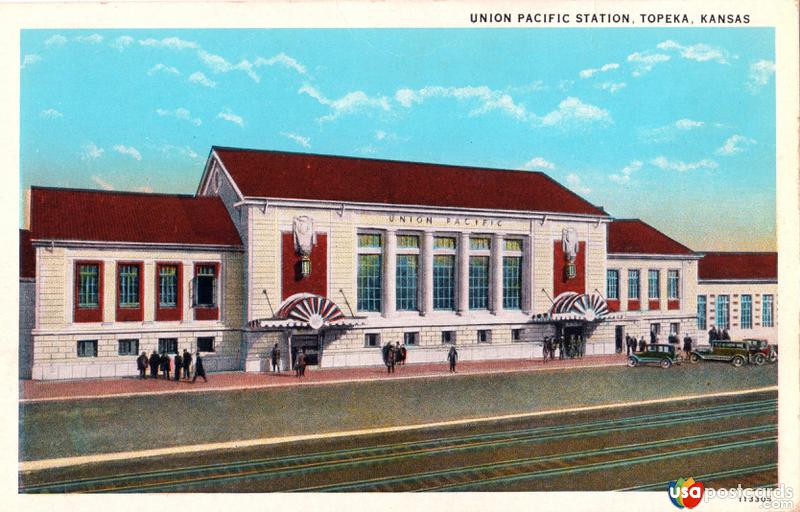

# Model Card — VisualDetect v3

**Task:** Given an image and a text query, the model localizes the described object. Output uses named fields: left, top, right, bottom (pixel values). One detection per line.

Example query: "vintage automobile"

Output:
left=743, top=338, right=778, bottom=365
left=627, top=343, right=681, bottom=369
left=689, top=340, right=751, bottom=367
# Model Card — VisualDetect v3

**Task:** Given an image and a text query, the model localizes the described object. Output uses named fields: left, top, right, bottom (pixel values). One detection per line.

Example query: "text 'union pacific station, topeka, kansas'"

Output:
left=18, top=147, right=777, bottom=380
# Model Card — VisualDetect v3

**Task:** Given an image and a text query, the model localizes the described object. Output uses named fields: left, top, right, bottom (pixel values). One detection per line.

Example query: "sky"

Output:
left=19, top=28, right=776, bottom=250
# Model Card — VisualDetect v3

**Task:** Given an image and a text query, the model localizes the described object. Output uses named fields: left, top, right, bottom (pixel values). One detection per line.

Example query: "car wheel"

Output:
left=731, top=355, right=745, bottom=367
left=660, top=359, right=672, bottom=369
left=689, top=353, right=700, bottom=363
left=753, top=353, right=766, bottom=366
left=627, top=357, right=638, bottom=367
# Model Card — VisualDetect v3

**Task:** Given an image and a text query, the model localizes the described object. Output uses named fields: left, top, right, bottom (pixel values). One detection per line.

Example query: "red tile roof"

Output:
left=30, top=187, right=242, bottom=247
left=20, top=229, right=35, bottom=279
left=698, top=252, right=777, bottom=281
left=213, top=147, right=606, bottom=216
left=607, top=219, right=695, bottom=256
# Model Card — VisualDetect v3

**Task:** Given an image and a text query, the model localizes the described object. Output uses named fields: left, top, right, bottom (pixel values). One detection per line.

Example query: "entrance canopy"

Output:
left=532, top=292, right=624, bottom=324
left=247, top=293, right=365, bottom=330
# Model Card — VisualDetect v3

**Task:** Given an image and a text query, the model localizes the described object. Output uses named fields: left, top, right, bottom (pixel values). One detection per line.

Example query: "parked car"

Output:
left=743, top=338, right=778, bottom=365
left=689, top=340, right=751, bottom=367
left=628, top=343, right=681, bottom=369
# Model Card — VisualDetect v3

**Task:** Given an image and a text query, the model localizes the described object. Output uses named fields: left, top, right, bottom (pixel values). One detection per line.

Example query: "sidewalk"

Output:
left=20, top=353, right=628, bottom=402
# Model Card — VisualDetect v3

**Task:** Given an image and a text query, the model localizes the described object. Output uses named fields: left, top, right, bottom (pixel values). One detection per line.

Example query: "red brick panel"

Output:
left=553, top=241, right=586, bottom=297
left=668, top=299, right=680, bottom=310
left=607, top=299, right=620, bottom=312
left=648, top=299, right=661, bottom=311
left=282, top=232, right=328, bottom=300
left=627, top=299, right=640, bottom=311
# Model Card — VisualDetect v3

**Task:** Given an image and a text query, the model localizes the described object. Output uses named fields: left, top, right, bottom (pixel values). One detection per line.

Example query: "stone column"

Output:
left=619, top=266, right=628, bottom=311
left=420, top=231, right=434, bottom=316
left=490, top=233, right=503, bottom=314
left=457, top=232, right=470, bottom=315
left=521, top=236, right=532, bottom=314
left=382, top=229, right=396, bottom=318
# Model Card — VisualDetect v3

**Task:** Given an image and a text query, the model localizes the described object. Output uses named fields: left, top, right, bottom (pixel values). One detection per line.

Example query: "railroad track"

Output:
left=20, top=398, right=777, bottom=493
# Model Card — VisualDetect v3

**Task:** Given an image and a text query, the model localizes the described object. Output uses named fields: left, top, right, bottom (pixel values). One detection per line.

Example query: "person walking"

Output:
left=270, top=343, right=280, bottom=373
left=298, top=349, right=307, bottom=378
left=149, top=350, right=159, bottom=379
left=708, top=326, right=717, bottom=343
left=160, top=352, right=171, bottom=380
left=386, top=344, right=396, bottom=374
left=639, top=336, right=647, bottom=352
left=682, top=334, right=693, bottom=359
left=398, top=343, right=407, bottom=366
left=192, top=352, right=207, bottom=383
left=174, top=351, right=183, bottom=381
left=137, top=351, right=148, bottom=379
left=447, top=345, right=458, bottom=372
left=721, top=328, right=730, bottom=340
left=183, top=349, right=192, bottom=380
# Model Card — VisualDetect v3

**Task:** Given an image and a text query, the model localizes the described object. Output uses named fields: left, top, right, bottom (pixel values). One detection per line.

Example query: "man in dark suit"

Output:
left=149, top=350, right=159, bottom=378
left=174, top=351, right=183, bottom=381
left=447, top=346, right=458, bottom=372
left=192, top=352, right=207, bottom=383
left=271, top=343, right=280, bottom=373
left=183, top=349, right=192, bottom=380
left=160, top=352, right=171, bottom=380
left=137, top=352, right=148, bottom=379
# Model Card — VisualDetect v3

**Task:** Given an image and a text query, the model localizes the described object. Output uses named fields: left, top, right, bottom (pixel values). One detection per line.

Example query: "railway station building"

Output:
left=18, top=147, right=777, bottom=379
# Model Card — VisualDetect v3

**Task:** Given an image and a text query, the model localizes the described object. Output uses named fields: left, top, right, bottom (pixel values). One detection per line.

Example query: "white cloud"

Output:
left=92, top=175, right=114, bottom=190
left=651, top=156, right=718, bottom=172
left=218, top=108, right=245, bottom=127
left=394, top=85, right=529, bottom=121
left=537, top=97, right=611, bottom=127
left=113, top=144, right=142, bottom=161
left=281, top=132, right=311, bottom=148
left=40, top=108, right=63, bottom=119
left=44, top=34, right=67, bottom=46
left=75, top=34, right=103, bottom=44
left=579, top=62, right=619, bottom=79
left=674, top=118, right=704, bottom=130
left=300, top=84, right=391, bottom=122
left=188, top=71, right=216, bottom=88
left=521, top=157, right=555, bottom=171
left=21, top=54, right=41, bottom=69
left=156, top=107, right=202, bottom=126
left=375, top=130, right=387, bottom=141
left=627, top=52, right=671, bottom=76
left=716, top=135, right=756, bottom=156
left=747, top=60, right=775, bottom=92
left=139, top=37, right=198, bottom=50
left=657, top=40, right=729, bottom=64
left=641, top=118, right=705, bottom=143
left=148, top=64, right=180, bottom=76
left=598, top=82, right=626, bottom=93
left=111, top=36, right=133, bottom=51
left=157, top=144, right=199, bottom=159
left=254, top=53, right=307, bottom=74
left=565, top=173, right=590, bottom=195
left=609, top=160, right=643, bottom=184
left=198, top=50, right=259, bottom=82
left=82, top=143, right=104, bottom=160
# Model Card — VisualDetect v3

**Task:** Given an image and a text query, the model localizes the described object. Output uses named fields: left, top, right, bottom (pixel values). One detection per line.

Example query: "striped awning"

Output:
left=532, top=292, right=624, bottom=323
left=248, top=293, right=365, bottom=330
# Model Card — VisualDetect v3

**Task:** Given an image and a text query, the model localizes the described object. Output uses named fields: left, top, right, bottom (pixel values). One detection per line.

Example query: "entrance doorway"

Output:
left=615, top=326, right=624, bottom=353
left=292, top=334, right=321, bottom=366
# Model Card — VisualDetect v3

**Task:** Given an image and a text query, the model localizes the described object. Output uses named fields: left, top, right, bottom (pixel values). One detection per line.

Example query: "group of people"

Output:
left=136, top=349, right=207, bottom=383
left=708, top=326, right=731, bottom=342
left=382, top=342, right=408, bottom=373
left=541, top=335, right=586, bottom=362
left=623, top=331, right=695, bottom=358
left=624, top=335, right=648, bottom=355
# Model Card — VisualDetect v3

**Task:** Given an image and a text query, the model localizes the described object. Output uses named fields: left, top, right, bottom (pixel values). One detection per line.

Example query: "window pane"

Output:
left=358, top=233, right=382, bottom=248
left=434, top=237, right=456, bottom=250
left=741, top=295, right=752, bottom=329
left=503, top=257, right=521, bottom=309
left=628, top=270, right=640, bottom=299
left=197, top=336, right=215, bottom=352
left=504, top=239, right=522, bottom=252
left=159, top=266, right=178, bottom=307
left=648, top=270, right=660, bottom=299
left=78, top=264, right=99, bottom=307
left=77, top=340, right=97, bottom=357
left=196, top=275, right=215, bottom=306
left=396, top=235, right=419, bottom=249
left=697, top=295, right=707, bottom=330
left=433, top=255, right=455, bottom=310
left=158, top=338, right=178, bottom=354
left=668, top=270, right=679, bottom=299
left=396, top=255, right=418, bottom=311
left=118, top=339, right=139, bottom=356
left=470, top=237, right=490, bottom=250
left=197, top=265, right=216, bottom=276
left=119, top=265, right=140, bottom=307
left=357, top=254, right=382, bottom=312
left=606, top=270, right=619, bottom=299
left=716, top=295, right=730, bottom=330
left=762, top=295, right=774, bottom=327
left=469, top=256, right=489, bottom=309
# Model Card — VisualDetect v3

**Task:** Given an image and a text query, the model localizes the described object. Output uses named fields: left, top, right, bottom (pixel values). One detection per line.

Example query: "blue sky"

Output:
left=20, top=28, right=775, bottom=250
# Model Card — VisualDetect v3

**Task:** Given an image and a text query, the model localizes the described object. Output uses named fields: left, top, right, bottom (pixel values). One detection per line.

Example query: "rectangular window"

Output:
left=159, top=266, right=178, bottom=307
left=197, top=336, right=215, bottom=352
left=194, top=264, right=217, bottom=307
left=442, top=330, right=455, bottom=344
left=77, top=340, right=98, bottom=357
left=697, top=295, right=707, bottom=330
left=670, top=323, right=680, bottom=335
left=512, top=329, right=522, bottom=341
left=716, top=295, right=730, bottom=331
left=118, top=264, right=141, bottom=308
left=434, top=236, right=456, bottom=250
left=503, top=257, right=522, bottom=309
left=762, top=295, right=774, bottom=327
left=650, top=323, right=660, bottom=335
left=741, top=295, right=752, bottom=329
left=358, top=233, right=382, bottom=248
left=628, top=270, right=640, bottom=300
left=158, top=338, right=178, bottom=354
left=118, top=339, right=139, bottom=356
left=648, top=270, right=660, bottom=299
left=403, top=332, right=418, bottom=346
left=470, top=237, right=491, bottom=250
left=667, top=270, right=680, bottom=299
left=365, top=333, right=380, bottom=347
left=606, top=270, right=619, bottom=300
left=469, top=256, right=490, bottom=309
left=396, top=235, right=419, bottom=248
left=477, top=330, right=491, bottom=343
left=357, top=254, right=382, bottom=312
left=78, top=264, right=100, bottom=307
left=396, top=255, right=419, bottom=311
left=504, top=239, right=522, bottom=252
left=433, top=255, right=455, bottom=310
